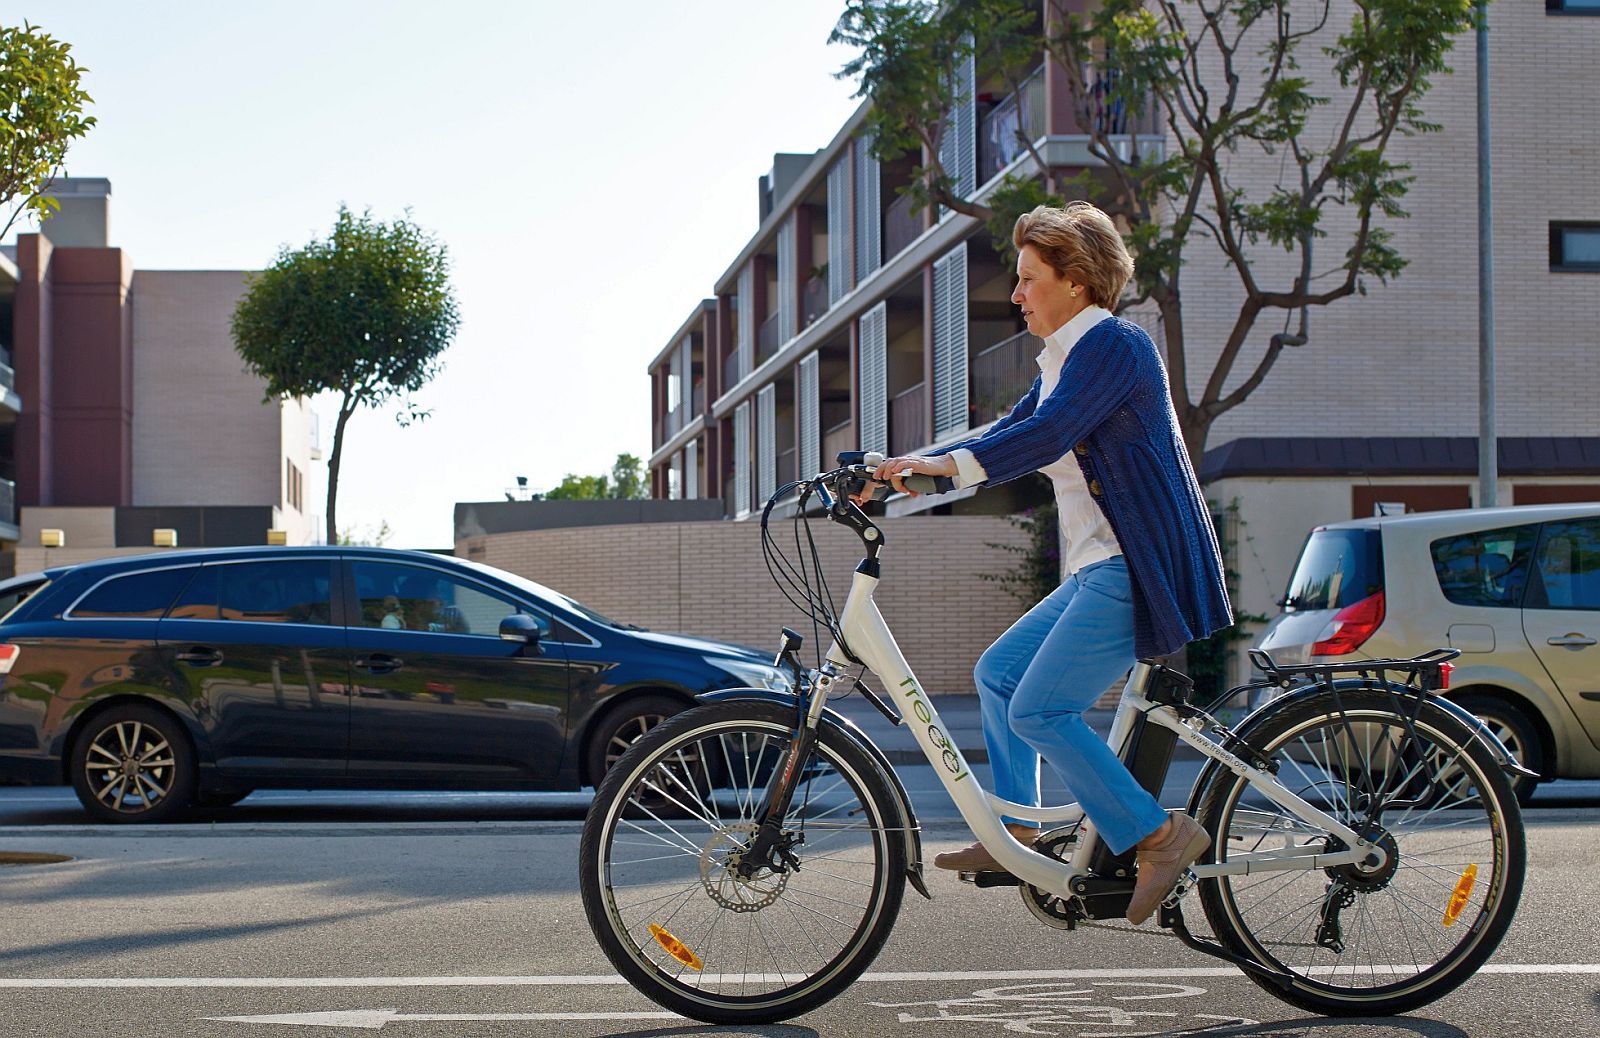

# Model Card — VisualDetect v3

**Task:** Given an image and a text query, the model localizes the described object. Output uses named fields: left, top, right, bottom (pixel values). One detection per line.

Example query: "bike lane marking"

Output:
left=1, top=962, right=1596, bottom=988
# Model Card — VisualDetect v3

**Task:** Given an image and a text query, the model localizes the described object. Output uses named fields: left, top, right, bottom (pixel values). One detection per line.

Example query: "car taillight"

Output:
left=0, top=643, right=18, bottom=675
left=1312, top=591, right=1385, bottom=656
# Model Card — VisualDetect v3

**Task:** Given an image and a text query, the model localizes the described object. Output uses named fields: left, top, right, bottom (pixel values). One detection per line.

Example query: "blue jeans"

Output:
left=974, top=556, right=1169, bottom=856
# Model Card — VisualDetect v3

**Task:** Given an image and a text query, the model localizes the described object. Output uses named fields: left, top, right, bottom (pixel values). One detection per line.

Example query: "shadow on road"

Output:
left=1162, top=1017, right=1468, bottom=1037
left=594, top=1026, right=818, bottom=1038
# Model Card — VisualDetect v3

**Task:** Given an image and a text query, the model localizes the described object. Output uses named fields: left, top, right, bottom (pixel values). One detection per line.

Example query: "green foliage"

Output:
left=984, top=174, right=1062, bottom=265
left=834, top=0, right=1479, bottom=457
left=1189, top=498, right=1271, bottom=705
left=981, top=485, right=1060, bottom=607
left=544, top=454, right=648, bottom=501
left=232, top=206, right=460, bottom=543
left=832, top=0, right=1041, bottom=222
left=0, top=21, right=96, bottom=239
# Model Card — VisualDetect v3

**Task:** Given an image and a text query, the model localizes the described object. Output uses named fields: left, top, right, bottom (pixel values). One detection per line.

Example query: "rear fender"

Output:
left=1185, top=677, right=1538, bottom=818
left=698, top=687, right=930, bottom=899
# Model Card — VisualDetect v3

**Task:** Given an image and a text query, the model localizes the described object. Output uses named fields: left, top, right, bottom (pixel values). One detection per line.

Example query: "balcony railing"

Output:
left=690, top=379, right=705, bottom=419
left=665, top=404, right=683, bottom=439
left=723, top=350, right=743, bottom=393
left=971, top=330, right=1040, bottom=427
left=979, top=67, right=1047, bottom=183
left=0, top=477, right=14, bottom=526
left=889, top=382, right=927, bottom=457
left=757, top=311, right=782, bottom=366
left=822, top=419, right=855, bottom=468
left=724, top=470, right=740, bottom=517
left=884, top=193, right=921, bottom=260
left=802, top=276, right=828, bottom=329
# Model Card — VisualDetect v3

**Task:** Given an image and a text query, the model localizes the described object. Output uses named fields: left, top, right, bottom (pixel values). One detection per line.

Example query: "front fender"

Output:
left=1185, top=678, right=1538, bottom=818
left=698, top=687, right=930, bottom=899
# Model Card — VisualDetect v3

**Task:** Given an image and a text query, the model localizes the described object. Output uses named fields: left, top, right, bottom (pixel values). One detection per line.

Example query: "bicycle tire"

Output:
left=1194, top=686, right=1525, bottom=1016
left=579, top=700, right=907, bottom=1024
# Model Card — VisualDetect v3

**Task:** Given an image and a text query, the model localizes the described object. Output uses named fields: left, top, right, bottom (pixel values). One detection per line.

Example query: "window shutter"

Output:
left=827, top=157, right=853, bottom=305
left=855, top=135, right=881, bottom=281
left=932, top=242, right=970, bottom=439
left=757, top=384, right=777, bottom=505
left=734, top=401, right=751, bottom=516
left=778, top=213, right=798, bottom=344
left=685, top=439, right=699, bottom=499
left=939, top=44, right=978, bottom=213
left=858, top=302, right=888, bottom=455
left=736, top=264, right=755, bottom=382
left=798, top=351, right=820, bottom=479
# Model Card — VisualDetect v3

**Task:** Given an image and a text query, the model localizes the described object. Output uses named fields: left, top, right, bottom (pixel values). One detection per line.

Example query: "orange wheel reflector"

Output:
left=649, top=924, right=704, bottom=971
left=1443, top=864, right=1478, bottom=927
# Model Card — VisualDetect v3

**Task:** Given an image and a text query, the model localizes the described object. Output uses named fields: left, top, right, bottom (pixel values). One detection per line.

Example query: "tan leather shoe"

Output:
left=1126, top=813, right=1210, bottom=924
left=932, top=823, right=1039, bottom=872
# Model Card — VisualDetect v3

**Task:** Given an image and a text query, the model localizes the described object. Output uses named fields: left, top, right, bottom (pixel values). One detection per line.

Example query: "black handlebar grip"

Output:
left=867, top=474, right=955, bottom=500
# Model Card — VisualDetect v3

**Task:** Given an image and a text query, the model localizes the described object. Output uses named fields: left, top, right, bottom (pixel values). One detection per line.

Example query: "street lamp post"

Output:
left=1477, top=0, right=1497, bottom=508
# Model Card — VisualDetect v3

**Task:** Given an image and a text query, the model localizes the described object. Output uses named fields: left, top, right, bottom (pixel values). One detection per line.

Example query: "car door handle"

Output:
left=175, top=646, right=224, bottom=666
left=355, top=654, right=404, bottom=674
left=1546, top=634, right=1597, bottom=648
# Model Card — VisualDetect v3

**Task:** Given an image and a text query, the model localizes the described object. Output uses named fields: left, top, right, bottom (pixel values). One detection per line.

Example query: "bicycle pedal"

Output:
left=1160, top=868, right=1199, bottom=910
left=958, top=869, right=1022, bottom=888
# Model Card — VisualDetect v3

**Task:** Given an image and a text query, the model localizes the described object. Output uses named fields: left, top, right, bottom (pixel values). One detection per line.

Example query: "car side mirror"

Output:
left=500, top=614, right=544, bottom=650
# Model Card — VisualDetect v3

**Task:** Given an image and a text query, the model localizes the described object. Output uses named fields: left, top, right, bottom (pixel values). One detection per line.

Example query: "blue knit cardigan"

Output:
left=933, top=316, right=1232, bottom=660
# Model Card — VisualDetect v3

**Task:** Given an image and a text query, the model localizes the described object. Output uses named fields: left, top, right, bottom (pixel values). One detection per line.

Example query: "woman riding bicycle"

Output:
left=864, top=201, right=1233, bottom=924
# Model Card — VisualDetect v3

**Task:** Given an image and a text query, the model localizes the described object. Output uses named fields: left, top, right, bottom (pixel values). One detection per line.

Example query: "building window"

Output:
left=286, top=459, right=304, bottom=512
left=1550, top=223, right=1600, bottom=270
left=1547, top=0, right=1600, bottom=14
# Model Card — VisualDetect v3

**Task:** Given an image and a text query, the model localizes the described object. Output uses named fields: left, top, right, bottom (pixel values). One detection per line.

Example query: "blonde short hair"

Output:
left=1012, top=202, right=1134, bottom=310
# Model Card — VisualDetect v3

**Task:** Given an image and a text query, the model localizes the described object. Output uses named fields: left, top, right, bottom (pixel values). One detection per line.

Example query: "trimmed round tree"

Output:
left=232, top=206, right=460, bottom=544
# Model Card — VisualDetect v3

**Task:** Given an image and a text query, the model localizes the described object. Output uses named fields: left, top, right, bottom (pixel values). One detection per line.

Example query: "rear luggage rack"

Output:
left=1248, top=647, right=1459, bottom=694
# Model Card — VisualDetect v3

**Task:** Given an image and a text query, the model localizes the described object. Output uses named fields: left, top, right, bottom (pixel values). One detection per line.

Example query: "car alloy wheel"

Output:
left=85, top=719, right=176, bottom=813
left=70, top=704, right=197, bottom=824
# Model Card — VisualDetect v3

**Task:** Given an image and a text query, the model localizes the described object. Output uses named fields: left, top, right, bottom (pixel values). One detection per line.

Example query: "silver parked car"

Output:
left=1256, top=503, right=1600, bottom=801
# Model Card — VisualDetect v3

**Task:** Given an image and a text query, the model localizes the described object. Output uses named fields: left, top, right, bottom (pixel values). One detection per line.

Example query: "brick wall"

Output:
left=460, top=516, right=1033, bottom=695
left=1173, top=1, right=1600, bottom=445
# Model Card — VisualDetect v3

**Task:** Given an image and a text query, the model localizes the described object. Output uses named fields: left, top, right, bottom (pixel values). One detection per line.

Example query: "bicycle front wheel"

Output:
left=1195, top=687, right=1525, bottom=1016
left=578, top=701, right=908, bottom=1024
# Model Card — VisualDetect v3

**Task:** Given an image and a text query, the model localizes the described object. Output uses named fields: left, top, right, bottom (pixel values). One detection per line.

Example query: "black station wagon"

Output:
left=0, top=546, right=788, bottom=822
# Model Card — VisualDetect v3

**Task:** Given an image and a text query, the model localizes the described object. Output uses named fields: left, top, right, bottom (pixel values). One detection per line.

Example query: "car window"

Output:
left=71, top=567, right=199, bottom=619
left=0, top=578, right=49, bottom=621
left=1429, top=525, right=1538, bottom=608
left=1282, top=528, right=1382, bottom=612
left=168, top=560, right=334, bottom=625
left=1527, top=518, right=1600, bottom=610
left=351, top=561, right=530, bottom=638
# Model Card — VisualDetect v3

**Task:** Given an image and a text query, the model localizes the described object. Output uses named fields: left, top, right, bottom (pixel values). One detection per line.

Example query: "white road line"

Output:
left=3, top=964, right=1598, bottom=988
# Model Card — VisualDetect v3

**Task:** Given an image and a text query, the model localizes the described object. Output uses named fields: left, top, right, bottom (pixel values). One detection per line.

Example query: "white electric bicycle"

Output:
left=579, top=454, right=1529, bottom=1024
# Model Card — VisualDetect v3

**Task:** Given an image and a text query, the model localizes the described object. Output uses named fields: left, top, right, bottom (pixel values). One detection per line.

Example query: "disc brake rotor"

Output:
left=701, top=821, right=789, bottom=912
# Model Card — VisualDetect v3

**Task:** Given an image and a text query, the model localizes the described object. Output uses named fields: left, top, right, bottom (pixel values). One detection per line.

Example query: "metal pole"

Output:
left=1476, top=0, right=1497, bottom=508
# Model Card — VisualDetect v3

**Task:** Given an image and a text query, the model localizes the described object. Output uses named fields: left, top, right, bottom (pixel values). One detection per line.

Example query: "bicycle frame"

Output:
left=821, top=565, right=1384, bottom=900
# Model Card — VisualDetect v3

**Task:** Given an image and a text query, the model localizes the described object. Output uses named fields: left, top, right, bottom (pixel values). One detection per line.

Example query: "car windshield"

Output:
left=455, top=559, right=624, bottom=629
left=1283, top=528, right=1383, bottom=612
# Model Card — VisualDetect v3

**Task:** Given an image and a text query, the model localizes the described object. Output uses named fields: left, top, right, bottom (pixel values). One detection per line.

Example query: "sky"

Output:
left=6, top=2, right=866, bottom=548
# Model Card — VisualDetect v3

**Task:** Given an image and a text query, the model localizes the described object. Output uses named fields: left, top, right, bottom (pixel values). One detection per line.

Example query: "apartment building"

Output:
left=2, top=178, right=321, bottom=575
left=647, top=2, right=1600, bottom=676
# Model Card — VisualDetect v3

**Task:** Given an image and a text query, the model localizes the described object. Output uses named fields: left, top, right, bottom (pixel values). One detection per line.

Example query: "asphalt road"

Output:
left=2, top=775, right=1598, bottom=1038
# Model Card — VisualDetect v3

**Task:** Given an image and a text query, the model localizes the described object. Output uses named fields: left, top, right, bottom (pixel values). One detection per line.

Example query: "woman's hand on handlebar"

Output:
left=867, top=454, right=957, bottom=499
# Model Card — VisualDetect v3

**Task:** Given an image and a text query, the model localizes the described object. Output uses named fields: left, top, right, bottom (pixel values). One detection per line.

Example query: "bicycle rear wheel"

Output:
left=1195, top=687, right=1525, bottom=1016
left=579, top=701, right=907, bottom=1024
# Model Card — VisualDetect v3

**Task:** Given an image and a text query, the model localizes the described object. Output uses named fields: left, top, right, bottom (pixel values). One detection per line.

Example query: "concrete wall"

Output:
left=460, top=515, right=1032, bottom=695
left=130, top=271, right=310, bottom=529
